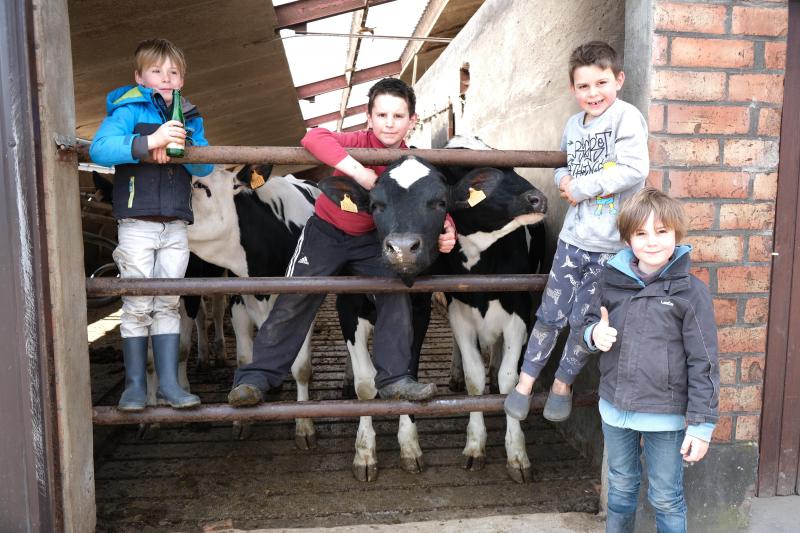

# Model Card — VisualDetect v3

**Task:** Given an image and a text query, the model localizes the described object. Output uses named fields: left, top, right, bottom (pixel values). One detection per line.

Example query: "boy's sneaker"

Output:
left=504, top=389, right=532, bottom=420
left=378, top=377, right=437, bottom=401
left=543, top=389, right=572, bottom=422
left=228, top=383, right=264, bottom=407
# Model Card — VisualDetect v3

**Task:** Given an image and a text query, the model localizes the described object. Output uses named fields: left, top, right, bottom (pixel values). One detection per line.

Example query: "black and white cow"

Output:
left=320, top=137, right=547, bottom=483
left=188, top=164, right=320, bottom=443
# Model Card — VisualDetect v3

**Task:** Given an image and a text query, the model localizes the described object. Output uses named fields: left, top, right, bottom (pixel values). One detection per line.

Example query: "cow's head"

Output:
left=319, top=156, right=448, bottom=285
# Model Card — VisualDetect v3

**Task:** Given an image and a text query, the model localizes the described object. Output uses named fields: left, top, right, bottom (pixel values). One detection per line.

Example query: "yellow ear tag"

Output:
left=250, top=170, right=266, bottom=189
left=467, top=187, right=486, bottom=207
left=603, top=161, right=617, bottom=170
left=340, top=194, right=359, bottom=213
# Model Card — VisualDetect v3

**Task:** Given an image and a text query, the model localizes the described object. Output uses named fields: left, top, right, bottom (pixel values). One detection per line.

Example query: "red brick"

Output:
left=682, top=202, right=715, bottom=230
left=720, top=203, right=775, bottom=230
left=765, top=42, right=787, bottom=70
left=729, top=74, right=785, bottom=104
left=655, top=3, right=726, bottom=34
left=714, top=298, right=738, bottom=326
left=669, top=171, right=749, bottom=199
left=754, top=172, right=778, bottom=200
left=718, top=326, right=767, bottom=353
left=650, top=138, right=719, bottom=166
left=724, top=139, right=779, bottom=169
left=653, top=71, right=726, bottom=101
left=744, top=297, right=769, bottom=324
left=670, top=37, right=754, bottom=68
left=691, top=266, right=710, bottom=285
left=749, top=235, right=773, bottom=262
left=654, top=35, right=669, bottom=67
left=647, top=169, right=664, bottom=189
left=649, top=104, right=665, bottom=132
left=713, top=416, right=733, bottom=442
left=741, top=356, right=765, bottom=383
left=719, top=385, right=762, bottom=412
left=758, top=107, right=782, bottom=136
left=732, top=6, right=788, bottom=37
left=735, top=415, right=761, bottom=441
left=685, top=235, right=743, bottom=262
left=718, top=266, right=771, bottom=293
left=719, top=358, right=737, bottom=385
left=667, top=105, right=750, bottom=135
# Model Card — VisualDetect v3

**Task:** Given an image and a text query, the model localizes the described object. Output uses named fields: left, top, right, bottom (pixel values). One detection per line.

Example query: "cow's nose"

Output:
left=384, top=234, right=422, bottom=260
left=524, top=191, right=547, bottom=211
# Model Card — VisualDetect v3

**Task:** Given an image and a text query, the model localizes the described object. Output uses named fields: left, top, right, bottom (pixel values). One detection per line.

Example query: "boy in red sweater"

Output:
left=229, top=78, right=455, bottom=406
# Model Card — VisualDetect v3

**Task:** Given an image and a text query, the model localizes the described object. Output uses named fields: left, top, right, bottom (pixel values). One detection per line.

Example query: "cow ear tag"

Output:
left=340, top=194, right=359, bottom=213
left=467, top=187, right=486, bottom=207
left=250, top=170, right=266, bottom=189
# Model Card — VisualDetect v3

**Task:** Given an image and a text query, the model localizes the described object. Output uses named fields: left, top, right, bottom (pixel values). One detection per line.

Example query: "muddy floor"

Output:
left=89, top=296, right=600, bottom=532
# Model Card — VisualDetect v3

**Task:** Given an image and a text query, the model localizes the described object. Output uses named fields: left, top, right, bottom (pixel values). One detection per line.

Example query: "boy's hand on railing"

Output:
left=681, top=435, right=709, bottom=462
left=591, top=306, right=617, bottom=351
left=148, top=120, right=186, bottom=150
left=150, top=147, right=170, bottom=164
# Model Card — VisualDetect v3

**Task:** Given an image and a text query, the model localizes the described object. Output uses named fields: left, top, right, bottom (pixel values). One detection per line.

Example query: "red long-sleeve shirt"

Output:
left=302, top=128, right=401, bottom=235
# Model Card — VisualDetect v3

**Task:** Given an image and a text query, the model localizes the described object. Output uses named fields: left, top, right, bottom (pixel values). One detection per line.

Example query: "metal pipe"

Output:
left=86, top=274, right=548, bottom=296
left=68, top=144, right=567, bottom=169
left=287, top=31, right=454, bottom=43
left=92, top=392, right=599, bottom=425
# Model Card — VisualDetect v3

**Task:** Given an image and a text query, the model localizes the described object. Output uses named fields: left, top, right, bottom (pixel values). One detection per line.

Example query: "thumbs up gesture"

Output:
left=591, top=306, right=618, bottom=352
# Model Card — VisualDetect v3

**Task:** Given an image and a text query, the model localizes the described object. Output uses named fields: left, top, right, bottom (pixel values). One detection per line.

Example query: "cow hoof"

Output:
left=137, top=423, right=160, bottom=441
left=295, top=432, right=317, bottom=450
left=506, top=463, right=534, bottom=484
left=463, top=455, right=486, bottom=471
left=448, top=376, right=466, bottom=393
left=352, top=462, right=379, bottom=482
left=400, top=455, right=425, bottom=474
left=232, top=421, right=253, bottom=440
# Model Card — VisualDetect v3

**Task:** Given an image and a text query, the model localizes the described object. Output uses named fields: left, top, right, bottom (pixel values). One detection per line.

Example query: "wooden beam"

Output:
left=296, top=60, right=401, bottom=100
left=342, top=121, right=368, bottom=132
left=275, top=0, right=397, bottom=30
left=400, top=0, right=450, bottom=77
left=305, top=103, right=367, bottom=127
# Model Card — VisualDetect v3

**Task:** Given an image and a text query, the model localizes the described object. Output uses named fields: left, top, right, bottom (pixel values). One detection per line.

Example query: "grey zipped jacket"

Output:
left=583, top=245, right=720, bottom=425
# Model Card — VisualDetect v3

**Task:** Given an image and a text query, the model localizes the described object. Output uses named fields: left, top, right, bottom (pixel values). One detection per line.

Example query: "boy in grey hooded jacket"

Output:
left=505, top=41, right=648, bottom=422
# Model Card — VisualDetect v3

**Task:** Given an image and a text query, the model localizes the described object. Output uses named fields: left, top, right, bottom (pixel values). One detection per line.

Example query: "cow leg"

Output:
left=499, top=316, right=533, bottom=484
left=349, top=317, right=379, bottom=482
left=209, top=294, right=227, bottom=367
left=398, top=415, right=424, bottom=473
left=448, top=341, right=466, bottom=392
left=449, top=301, right=487, bottom=471
left=292, top=326, right=316, bottom=450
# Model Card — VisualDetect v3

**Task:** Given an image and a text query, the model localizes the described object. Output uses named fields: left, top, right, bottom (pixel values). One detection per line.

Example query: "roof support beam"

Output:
left=305, top=103, right=367, bottom=127
left=295, top=60, right=401, bottom=100
left=275, top=0, right=397, bottom=31
left=399, top=0, right=451, bottom=79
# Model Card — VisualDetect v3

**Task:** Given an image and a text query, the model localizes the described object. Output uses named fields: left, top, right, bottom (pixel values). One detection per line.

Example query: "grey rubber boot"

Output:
left=152, top=333, right=201, bottom=408
left=118, top=336, right=148, bottom=411
left=543, top=389, right=573, bottom=422
left=503, top=389, right=532, bottom=420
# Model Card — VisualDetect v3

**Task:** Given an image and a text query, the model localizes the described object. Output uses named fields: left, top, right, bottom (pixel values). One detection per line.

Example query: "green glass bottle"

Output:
left=166, top=89, right=185, bottom=158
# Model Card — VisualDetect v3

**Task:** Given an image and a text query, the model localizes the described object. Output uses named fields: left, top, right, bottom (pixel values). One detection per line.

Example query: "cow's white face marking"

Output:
left=388, top=158, right=430, bottom=189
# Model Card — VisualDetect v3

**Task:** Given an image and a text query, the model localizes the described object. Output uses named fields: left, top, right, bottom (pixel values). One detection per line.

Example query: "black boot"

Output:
left=118, top=336, right=148, bottom=411
left=151, top=334, right=200, bottom=408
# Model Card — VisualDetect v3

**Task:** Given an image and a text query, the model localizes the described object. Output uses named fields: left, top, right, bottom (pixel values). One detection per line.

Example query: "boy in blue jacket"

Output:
left=90, top=38, right=213, bottom=411
left=585, top=187, right=719, bottom=533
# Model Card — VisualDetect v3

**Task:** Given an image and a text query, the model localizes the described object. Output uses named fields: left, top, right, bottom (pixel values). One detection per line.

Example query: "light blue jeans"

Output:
left=602, top=421, right=688, bottom=533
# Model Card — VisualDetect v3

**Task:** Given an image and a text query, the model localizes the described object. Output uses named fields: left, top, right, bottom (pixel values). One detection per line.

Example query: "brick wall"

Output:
left=648, top=0, right=787, bottom=443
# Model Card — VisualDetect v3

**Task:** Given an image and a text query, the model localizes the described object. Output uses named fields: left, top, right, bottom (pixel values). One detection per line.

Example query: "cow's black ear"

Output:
left=318, top=176, right=371, bottom=213
left=235, top=164, right=273, bottom=190
left=450, top=168, right=503, bottom=210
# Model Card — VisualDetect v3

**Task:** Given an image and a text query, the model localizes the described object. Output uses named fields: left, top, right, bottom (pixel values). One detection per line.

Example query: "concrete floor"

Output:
left=747, top=495, right=800, bottom=533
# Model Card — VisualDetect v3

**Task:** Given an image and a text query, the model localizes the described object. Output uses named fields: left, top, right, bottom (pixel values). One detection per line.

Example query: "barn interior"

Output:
left=75, top=0, right=634, bottom=529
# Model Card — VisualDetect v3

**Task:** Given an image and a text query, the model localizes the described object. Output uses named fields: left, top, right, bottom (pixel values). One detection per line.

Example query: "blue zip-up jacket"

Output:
left=89, top=85, right=213, bottom=222
left=582, top=245, right=720, bottom=426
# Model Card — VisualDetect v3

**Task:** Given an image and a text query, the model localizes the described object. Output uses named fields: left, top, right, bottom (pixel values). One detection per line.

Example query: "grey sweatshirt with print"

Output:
left=554, top=98, right=649, bottom=253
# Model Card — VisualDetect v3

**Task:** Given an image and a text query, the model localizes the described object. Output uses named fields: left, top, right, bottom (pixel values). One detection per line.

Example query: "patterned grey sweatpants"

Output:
left=521, top=239, right=614, bottom=384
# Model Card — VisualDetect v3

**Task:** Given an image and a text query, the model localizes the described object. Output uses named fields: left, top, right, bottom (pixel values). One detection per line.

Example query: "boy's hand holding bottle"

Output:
left=592, top=306, right=617, bottom=351
left=147, top=120, right=185, bottom=161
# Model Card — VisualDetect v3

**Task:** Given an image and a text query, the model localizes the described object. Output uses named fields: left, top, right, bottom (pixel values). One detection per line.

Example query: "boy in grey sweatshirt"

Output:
left=505, top=41, right=649, bottom=422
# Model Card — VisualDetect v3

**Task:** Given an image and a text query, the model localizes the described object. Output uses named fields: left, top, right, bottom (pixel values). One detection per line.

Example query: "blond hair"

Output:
left=617, top=187, right=687, bottom=243
left=134, top=38, right=186, bottom=76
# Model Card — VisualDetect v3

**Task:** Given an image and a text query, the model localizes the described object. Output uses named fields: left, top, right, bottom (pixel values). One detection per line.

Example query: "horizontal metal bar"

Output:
left=69, top=144, right=567, bottom=169
left=86, top=274, right=548, bottom=296
left=289, top=31, right=454, bottom=43
left=92, top=392, right=599, bottom=425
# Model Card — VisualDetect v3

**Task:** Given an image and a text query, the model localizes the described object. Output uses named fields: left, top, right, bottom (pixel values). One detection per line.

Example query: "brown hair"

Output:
left=134, top=38, right=186, bottom=76
left=617, top=187, right=687, bottom=243
left=568, top=41, right=622, bottom=85
left=367, top=78, right=416, bottom=116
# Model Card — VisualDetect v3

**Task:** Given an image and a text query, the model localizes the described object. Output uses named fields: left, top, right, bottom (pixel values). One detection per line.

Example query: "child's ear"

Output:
left=615, top=71, right=625, bottom=90
left=318, top=176, right=371, bottom=213
left=450, top=168, right=503, bottom=211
